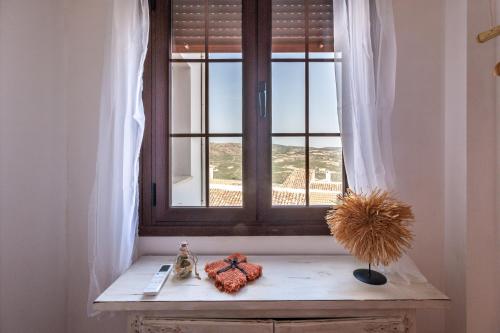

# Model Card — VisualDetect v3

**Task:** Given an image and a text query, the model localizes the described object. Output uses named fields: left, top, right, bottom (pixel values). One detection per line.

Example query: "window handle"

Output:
left=258, top=81, right=267, bottom=118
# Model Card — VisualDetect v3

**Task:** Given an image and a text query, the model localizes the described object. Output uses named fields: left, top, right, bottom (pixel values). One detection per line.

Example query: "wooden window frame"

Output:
left=140, top=0, right=345, bottom=236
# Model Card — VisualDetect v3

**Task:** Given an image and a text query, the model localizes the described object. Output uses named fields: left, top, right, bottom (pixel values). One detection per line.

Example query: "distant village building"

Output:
left=209, top=168, right=342, bottom=207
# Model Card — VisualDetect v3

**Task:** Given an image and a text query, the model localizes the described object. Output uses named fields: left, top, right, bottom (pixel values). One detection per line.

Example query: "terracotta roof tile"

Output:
left=209, top=177, right=342, bottom=207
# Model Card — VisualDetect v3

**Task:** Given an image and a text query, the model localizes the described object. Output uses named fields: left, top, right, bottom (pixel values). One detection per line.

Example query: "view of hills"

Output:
left=209, top=143, right=342, bottom=183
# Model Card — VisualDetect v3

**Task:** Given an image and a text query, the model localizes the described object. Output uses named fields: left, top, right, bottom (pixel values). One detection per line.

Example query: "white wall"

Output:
left=64, top=0, right=127, bottom=331
left=0, top=0, right=67, bottom=332
left=444, top=0, right=467, bottom=331
left=443, top=1, right=500, bottom=332
left=0, top=0, right=498, bottom=332
left=392, top=0, right=447, bottom=331
left=464, top=2, right=498, bottom=331
left=63, top=1, right=449, bottom=333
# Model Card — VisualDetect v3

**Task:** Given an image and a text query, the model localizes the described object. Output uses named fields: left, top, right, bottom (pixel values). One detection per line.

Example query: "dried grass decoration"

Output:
left=325, top=189, right=415, bottom=285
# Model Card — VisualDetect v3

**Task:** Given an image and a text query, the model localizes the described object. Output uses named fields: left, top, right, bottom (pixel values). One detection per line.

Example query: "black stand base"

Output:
left=353, top=267, right=387, bottom=285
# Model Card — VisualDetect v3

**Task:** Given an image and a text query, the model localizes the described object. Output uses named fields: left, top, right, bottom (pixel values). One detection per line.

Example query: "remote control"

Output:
left=143, top=264, right=172, bottom=296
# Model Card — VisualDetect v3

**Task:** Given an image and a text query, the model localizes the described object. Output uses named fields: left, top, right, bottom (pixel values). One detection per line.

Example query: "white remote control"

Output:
left=143, top=264, right=173, bottom=296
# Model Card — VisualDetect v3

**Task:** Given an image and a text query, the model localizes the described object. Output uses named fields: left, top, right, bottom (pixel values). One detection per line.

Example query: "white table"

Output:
left=95, top=255, right=449, bottom=332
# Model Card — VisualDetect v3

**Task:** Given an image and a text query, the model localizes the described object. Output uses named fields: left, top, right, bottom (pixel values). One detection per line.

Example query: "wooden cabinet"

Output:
left=131, top=316, right=411, bottom=333
left=95, top=256, right=449, bottom=333
left=274, top=317, right=409, bottom=333
left=133, top=318, right=273, bottom=333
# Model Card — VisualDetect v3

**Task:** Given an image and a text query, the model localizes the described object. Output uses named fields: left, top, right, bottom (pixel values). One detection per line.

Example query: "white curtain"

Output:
left=333, top=1, right=425, bottom=283
left=334, top=0, right=397, bottom=192
left=87, top=0, right=149, bottom=316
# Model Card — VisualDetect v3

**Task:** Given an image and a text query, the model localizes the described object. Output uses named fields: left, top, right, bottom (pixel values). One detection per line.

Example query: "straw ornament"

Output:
left=326, top=189, right=415, bottom=266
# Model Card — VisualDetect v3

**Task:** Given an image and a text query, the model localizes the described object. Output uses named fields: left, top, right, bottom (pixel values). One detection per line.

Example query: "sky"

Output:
left=208, top=53, right=340, bottom=149
left=172, top=51, right=341, bottom=149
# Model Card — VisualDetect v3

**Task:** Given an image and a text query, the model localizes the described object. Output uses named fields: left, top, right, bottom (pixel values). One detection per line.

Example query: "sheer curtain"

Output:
left=334, top=0, right=397, bottom=192
left=334, top=1, right=424, bottom=283
left=87, top=0, right=149, bottom=315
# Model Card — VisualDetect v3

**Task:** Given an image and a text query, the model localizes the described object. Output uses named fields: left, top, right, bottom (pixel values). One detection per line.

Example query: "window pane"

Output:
left=310, top=52, right=341, bottom=59
left=171, top=63, right=205, bottom=134
left=208, top=0, right=242, bottom=59
left=172, top=0, right=206, bottom=59
left=209, top=62, right=242, bottom=133
left=272, top=137, right=306, bottom=206
left=272, top=0, right=305, bottom=59
left=309, top=62, right=339, bottom=133
left=309, top=137, right=342, bottom=206
left=171, top=137, right=206, bottom=206
left=308, top=0, right=334, bottom=59
left=272, top=62, right=305, bottom=133
left=209, top=137, right=242, bottom=207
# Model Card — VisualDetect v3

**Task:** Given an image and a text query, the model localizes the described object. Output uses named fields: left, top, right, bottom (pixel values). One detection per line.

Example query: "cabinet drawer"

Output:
left=137, top=318, right=273, bottom=333
left=274, top=317, right=408, bottom=333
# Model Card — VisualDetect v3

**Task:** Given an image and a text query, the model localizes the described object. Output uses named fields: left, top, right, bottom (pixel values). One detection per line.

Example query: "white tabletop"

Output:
left=94, top=255, right=448, bottom=312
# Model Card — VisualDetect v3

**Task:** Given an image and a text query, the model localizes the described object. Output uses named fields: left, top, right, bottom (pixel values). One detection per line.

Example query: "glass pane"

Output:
left=209, top=137, right=242, bottom=207
left=209, top=63, right=242, bottom=133
left=309, top=62, right=339, bottom=133
left=308, top=0, right=334, bottom=59
left=309, top=137, right=342, bottom=206
left=208, top=0, right=242, bottom=59
left=171, top=63, right=205, bottom=134
left=272, top=62, right=305, bottom=133
left=172, top=0, right=206, bottom=59
left=272, top=0, right=305, bottom=59
left=171, top=137, right=206, bottom=206
left=310, top=52, right=341, bottom=59
left=272, top=137, right=306, bottom=206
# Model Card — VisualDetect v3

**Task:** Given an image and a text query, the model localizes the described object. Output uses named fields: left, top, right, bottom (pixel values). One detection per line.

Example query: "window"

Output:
left=140, top=0, right=345, bottom=236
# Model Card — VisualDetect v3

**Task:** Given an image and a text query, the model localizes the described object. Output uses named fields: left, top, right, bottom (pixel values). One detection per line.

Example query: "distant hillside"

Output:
left=210, top=143, right=342, bottom=183
left=209, top=143, right=242, bottom=181
left=209, top=142, right=241, bottom=158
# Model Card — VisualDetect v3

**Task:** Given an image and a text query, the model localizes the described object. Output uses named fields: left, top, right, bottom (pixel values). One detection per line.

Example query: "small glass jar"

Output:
left=174, top=241, right=199, bottom=279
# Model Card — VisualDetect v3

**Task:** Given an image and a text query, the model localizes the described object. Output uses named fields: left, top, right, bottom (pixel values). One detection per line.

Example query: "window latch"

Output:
left=258, top=81, right=267, bottom=118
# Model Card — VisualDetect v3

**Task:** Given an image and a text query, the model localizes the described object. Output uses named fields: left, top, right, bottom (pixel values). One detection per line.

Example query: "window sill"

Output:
left=138, top=235, right=347, bottom=256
